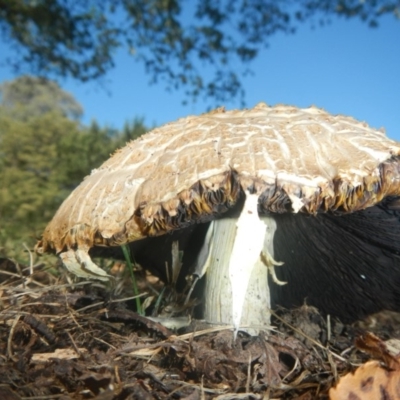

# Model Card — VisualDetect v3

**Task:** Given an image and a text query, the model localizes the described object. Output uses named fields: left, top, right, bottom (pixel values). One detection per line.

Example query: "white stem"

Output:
left=203, top=192, right=279, bottom=336
left=229, top=192, right=268, bottom=335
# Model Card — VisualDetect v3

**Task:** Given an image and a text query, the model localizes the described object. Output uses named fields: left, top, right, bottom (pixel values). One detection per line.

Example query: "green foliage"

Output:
left=0, top=1, right=399, bottom=103
left=118, top=118, right=149, bottom=146
left=0, top=0, right=118, bottom=82
left=0, top=76, right=148, bottom=258
left=121, top=244, right=143, bottom=315
left=0, top=75, right=83, bottom=120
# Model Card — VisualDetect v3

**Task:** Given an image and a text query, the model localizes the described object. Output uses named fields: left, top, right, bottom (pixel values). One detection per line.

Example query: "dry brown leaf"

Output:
left=329, top=359, right=400, bottom=399
left=355, top=332, right=399, bottom=368
left=330, top=333, right=400, bottom=399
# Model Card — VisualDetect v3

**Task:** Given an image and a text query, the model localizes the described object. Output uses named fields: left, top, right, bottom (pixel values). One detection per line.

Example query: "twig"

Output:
left=23, top=243, right=34, bottom=276
left=281, top=355, right=300, bottom=383
left=7, top=314, right=21, bottom=362
left=327, top=314, right=331, bottom=342
left=246, top=352, right=251, bottom=393
left=65, top=331, right=82, bottom=357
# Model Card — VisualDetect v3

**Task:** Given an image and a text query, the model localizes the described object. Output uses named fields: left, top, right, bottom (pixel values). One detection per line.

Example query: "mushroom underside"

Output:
left=270, top=196, right=400, bottom=323
left=91, top=195, right=400, bottom=327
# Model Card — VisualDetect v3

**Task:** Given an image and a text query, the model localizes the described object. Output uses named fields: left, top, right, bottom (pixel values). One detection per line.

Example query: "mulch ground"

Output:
left=0, top=257, right=399, bottom=400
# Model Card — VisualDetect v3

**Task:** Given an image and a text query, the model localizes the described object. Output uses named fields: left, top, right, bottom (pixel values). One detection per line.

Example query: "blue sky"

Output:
left=1, top=13, right=400, bottom=140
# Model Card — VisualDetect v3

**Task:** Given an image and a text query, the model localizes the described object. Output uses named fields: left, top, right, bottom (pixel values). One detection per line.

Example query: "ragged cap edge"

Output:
left=35, top=157, right=400, bottom=257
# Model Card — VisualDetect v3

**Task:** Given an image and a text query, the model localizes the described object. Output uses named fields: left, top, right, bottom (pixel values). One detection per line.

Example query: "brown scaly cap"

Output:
left=36, top=103, right=400, bottom=255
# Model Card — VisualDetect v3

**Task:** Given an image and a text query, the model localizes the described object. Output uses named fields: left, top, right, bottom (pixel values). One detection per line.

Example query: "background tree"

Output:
left=0, top=1, right=398, bottom=103
left=119, top=118, right=150, bottom=144
left=0, top=75, right=83, bottom=120
left=0, top=76, right=148, bottom=255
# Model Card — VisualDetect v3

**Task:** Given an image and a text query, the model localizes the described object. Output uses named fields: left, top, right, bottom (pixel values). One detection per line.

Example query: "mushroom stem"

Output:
left=203, top=192, right=281, bottom=336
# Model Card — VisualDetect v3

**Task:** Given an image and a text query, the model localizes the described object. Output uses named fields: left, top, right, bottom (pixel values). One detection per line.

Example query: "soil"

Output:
left=1, top=257, right=399, bottom=400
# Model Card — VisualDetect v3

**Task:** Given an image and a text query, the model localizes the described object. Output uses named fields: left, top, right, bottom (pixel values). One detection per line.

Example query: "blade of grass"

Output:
left=121, top=244, right=143, bottom=315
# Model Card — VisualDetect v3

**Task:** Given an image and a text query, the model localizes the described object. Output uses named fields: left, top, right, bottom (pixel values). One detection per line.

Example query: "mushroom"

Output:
left=36, top=103, right=400, bottom=335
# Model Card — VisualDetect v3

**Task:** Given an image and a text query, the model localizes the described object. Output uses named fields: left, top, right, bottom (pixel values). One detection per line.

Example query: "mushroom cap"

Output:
left=36, top=103, right=400, bottom=255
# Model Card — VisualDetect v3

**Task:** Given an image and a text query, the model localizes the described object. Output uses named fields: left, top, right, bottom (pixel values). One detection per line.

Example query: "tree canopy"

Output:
left=0, top=76, right=148, bottom=254
left=0, top=0, right=399, bottom=103
left=0, top=75, right=83, bottom=120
